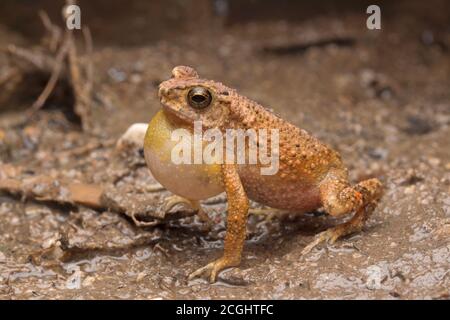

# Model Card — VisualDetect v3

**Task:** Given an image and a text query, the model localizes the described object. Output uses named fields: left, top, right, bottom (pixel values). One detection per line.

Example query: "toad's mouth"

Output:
left=160, top=100, right=194, bottom=125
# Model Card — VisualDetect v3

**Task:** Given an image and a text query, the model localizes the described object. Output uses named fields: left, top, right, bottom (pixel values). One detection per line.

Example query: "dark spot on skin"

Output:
left=221, top=91, right=229, bottom=96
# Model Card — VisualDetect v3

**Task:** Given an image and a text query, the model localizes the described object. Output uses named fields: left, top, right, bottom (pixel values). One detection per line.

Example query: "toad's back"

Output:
left=230, top=97, right=346, bottom=211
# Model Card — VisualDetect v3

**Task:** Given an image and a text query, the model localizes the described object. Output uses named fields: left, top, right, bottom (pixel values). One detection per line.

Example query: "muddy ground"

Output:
left=0, top=1, right=449, bottom=299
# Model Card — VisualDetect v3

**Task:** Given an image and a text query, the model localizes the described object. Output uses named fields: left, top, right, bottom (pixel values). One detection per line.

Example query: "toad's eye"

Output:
left=187, top=87, right=212, bottom=109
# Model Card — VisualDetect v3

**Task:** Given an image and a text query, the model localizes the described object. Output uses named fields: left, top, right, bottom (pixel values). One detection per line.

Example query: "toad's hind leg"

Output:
left=301, top=175, right=383, bottom=255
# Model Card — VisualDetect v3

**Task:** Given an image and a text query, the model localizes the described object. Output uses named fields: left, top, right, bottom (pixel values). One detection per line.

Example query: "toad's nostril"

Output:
left=158, top=87, right=168, bottom=97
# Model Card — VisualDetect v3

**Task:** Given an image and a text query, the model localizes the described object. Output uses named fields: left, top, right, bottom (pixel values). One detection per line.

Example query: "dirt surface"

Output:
left=0, top=1, right=449, bottom=299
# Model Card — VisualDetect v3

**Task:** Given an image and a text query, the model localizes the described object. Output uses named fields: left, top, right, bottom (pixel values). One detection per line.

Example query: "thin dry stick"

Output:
left=5, top=44, right=49, bottom=70
left=6, top=0, right=94, bottom=130
left=82, top=27, right=94, bottom=96
left=0, top=67, right=19, bottom=87
left=130, top=213, right=161, bottom=227
left=65, top=0, right=82, bottom=100
left=27, top=38, right=70, bottom=117
left=66, top=26, right=91, bottom=130
left=66, top=29, right=80, bottom=92
left=38, top=10, right=62, bottom=52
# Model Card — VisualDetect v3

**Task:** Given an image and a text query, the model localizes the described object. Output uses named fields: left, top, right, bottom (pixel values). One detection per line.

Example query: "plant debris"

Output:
left=3, top=0, right=94, bottom=130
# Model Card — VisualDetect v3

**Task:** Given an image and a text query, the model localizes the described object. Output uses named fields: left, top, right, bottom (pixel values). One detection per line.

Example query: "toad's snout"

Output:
left=158, top=86, right=168, bottom=99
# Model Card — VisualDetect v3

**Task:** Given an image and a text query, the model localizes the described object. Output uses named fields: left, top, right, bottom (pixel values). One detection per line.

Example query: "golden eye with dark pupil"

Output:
left=187, top=87, right=212, bottom=109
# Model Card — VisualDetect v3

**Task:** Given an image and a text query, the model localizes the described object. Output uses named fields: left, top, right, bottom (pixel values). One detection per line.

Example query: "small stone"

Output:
left=136, top=272, right=147, bottom=283
left=443, top=197, right=450, bottom=206
left=368, top=147, right=388, bottom=160
left=82, top=276, right=95, bottom=287
left=370, top=162, right=381, bottom=171
left=403, top=116, right=433, bottom=135
left=0, top=251, right=6, bottom=263
left=41, top=233, right=60, bottom=249
left=404, top=185, right=415, bottom=194
left=433, top=220, right=450, bottom=239
left=108, top=68, right=127, bottom=83
left=66, top=267, right=82, bottom=290
left=428, top=157, right=441, bottom=167
left=130, top=74, right=142, bottom=84
left=365, top=265, right=389, bottom=290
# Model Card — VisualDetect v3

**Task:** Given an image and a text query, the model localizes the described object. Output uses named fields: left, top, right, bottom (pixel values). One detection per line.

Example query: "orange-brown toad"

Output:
left=142, top=66, right=383, bottom=282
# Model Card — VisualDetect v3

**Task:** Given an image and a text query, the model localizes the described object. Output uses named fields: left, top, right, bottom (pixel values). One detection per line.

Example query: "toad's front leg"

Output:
left=188, top=164, right=249, bottom=283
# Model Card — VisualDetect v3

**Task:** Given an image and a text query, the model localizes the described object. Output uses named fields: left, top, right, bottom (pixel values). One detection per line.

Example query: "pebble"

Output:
left=108, top=68, right=127, bottom=83
left=82, top=276, right=95, bottom=287
left=130, top=74, right=142, bottom=84
left=428, top=157, right=441, bottom=167
left=66, top=267, right=82, bottom=290
left=136, top=272, right=147, bottom=282
left=365, top=265, right=389, bottom=290
left=404, top=185, right=415, bottom=194
left=0, top=251, right=5, bottom=263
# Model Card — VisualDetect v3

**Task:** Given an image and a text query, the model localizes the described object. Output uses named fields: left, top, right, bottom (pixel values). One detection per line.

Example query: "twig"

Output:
left=0, top=67, right=20, bottom=88
left=0, top=164, right=196, bottom=226
left=5, top=44, right=53, bottom=71
left=38, top=10, right=62, bottom=52
left=66, top=24, right=91, bottom=130
left=59, top=138, right=115, bottom=158
left=82, top=27, right=94, bottom=96
left=130, top=213, right=160, bottom=227
left=5, top=0, right=94, bottom=131
left=26, top=38, right=70, bottom=117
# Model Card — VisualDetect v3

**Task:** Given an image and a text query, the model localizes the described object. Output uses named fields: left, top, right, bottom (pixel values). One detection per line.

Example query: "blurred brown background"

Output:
left=1, top=0, right=449, bottom=45
left=0, top=0, right=449, bottom=300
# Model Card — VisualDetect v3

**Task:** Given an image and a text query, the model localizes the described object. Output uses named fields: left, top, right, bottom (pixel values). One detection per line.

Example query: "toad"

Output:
left=128, top=66, right=383, bottom=282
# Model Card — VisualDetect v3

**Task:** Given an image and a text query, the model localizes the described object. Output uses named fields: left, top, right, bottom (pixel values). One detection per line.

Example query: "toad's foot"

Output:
left=188, top=164, right=249, bottom=283
left=301, top=200, right=379, bottom=256
left=301, top=225, right=348, bottom=255
left=188, top=256, right=239, bottom=283
left=161, top=195, right=211, bottom=225
left=302, top=177, right=383, bottom=256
